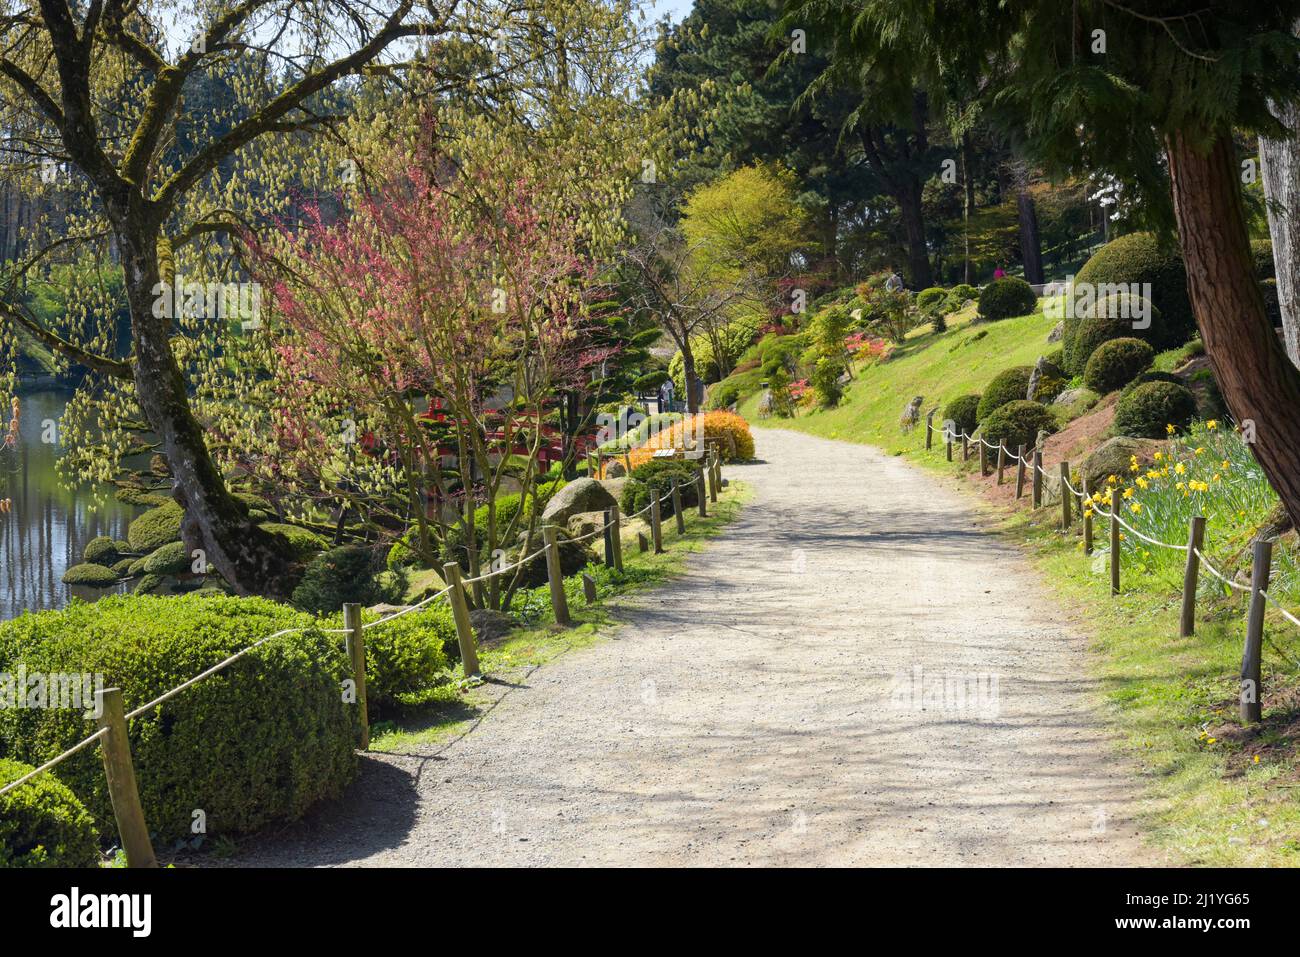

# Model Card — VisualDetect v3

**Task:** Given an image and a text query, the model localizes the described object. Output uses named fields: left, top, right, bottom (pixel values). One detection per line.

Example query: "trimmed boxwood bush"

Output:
left=61, top=563, right=119, bottom=587
left=945, top=283, right=977, bottom=311
left=126, top=501, right=183, bottom=553
left=916, top=287, right=947, bottom=312
left=942, top=394, right=981, bottom=436
left=321, top=605, right=455, bottom=713
left=1083, top=337, right=1155, bottom=394
left=1121, top=370, right=1183, bottom=396
left=977, top=277, right=1037, bottom=320
left=976, top=366, right=1033, bottom=422
left=0, top=758, right=100, bottom=867
left=980, top=400, right=1057, bottom=452
left=0, top=594, right=359, bottom=845
left=82, top=536, right=119, bottom=564
left=1073, top=232, right=1193, bottom=351
left=292, top=545, right=405, bottom=615
left=1113, top=380, right=1198, bottom=438
left=621, top=459, right=701, bottom=517
left=1066, top=293, right=1160, bottom=374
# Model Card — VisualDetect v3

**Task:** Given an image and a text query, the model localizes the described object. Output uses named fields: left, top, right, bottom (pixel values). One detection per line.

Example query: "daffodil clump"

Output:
left=1083, top=420, right=1299, bottom=596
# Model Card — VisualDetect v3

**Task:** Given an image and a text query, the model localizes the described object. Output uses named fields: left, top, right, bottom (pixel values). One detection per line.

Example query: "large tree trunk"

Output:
left=896, top=175, right=933, bottom=289
left=117, top=225, right=298, bottom=597
left=1260, top=71, right=1300, bottom=365
left=961, top=132, right=976, bottom=284
left=681, top=343, right=699, bottom=414
left=1167, top=131, right=1300, bottom=526
left=1017, top=191, right=1044, bottom=285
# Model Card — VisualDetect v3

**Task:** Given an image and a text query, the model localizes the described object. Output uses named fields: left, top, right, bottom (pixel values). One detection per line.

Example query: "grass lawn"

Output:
left=740, top=304, right=1300, bottom=866
left=369, top=481, right=752, bottom=753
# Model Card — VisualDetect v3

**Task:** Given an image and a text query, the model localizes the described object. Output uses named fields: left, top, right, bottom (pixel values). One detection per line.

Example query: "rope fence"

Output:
left=0, top=445, right=729, bottom=869
left=923, top=409, right=1300, bottom=730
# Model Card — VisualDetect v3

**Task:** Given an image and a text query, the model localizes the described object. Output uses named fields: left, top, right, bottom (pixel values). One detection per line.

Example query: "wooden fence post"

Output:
left=671, top=478, right=685, bottom=533
left=1032, top=449, right=1043, bottom=508
left=707, top=453, right=719, bottom=503
left=979, top=438, right=988, bottom=476
left=95, top=687, right=158, bottom=869
left=1179, top=516, right=1206, bottom=638
left=1059, top=461, right=1072, bottom=530
left=650, top=495, right=664, bottom=554
left=541, top=526, right=571, bottom=626
left=696, top=469, right=708, bottom=517
left=1241, top=538, right=1272, bottom=725
left=996, top=442, right=1007, bottom=485
left=946, top=433, right=953, bottom=462
left=1082, top=476, right=1094, bottom=555
left=582, top=573, right=597, bottom=605
left=443, top=563, right=482, bottom=675
left=637, top=531, right=649, bottom=552
left=925, top=410, right=935, bottom=450
left=343, top=603, right=370, bottom=749
left=602, top=511, right=615, bottom=568
left=1015, top=444, right=1026, bottom=499
left=1110, top=487, right=1122, bottom=595
left=609, top=507, right=624, bottom=572
left=961, top=433, right=969, bottom=461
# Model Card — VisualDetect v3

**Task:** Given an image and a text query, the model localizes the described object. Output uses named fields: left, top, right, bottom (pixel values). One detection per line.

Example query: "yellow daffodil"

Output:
left=1174, top=463, right=1186, bottom=475
left=1166, top=423, right=1176, bottom=435
left=1107, top=474, right=1118, bottom=485
left=1207, top=420, right=1218, bottom=430
left=1123, top=487, right=1134, bottom=499
left=1136, top=477, right=1149, bottom=489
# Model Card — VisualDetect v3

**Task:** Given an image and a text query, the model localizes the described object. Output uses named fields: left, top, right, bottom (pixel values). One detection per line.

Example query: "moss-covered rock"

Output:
left=133, top=573, right=166, bottom=595
left=82, top=536, right=119, bottom=565
left=1082, top=436, right=1153, bottom=492
left=127, top=501, right=184, bottom=553
left=258, top=523, right=328, bottom=560
left=111, top=558, right=136, bottom=578
left=61, top=563, right=119, bottom=587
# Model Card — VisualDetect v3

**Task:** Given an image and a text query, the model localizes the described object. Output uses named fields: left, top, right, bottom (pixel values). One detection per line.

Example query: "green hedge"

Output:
left=1073, top=232, right=1193, bottom=351
left=0, top=758, right=100, bottom=867
left=1066, top=293, right=1161, bottom=374
left=322, top=605, right=455, bottom=710
left=1114, top=381, right=1197, bottom=438
left=980, top=400, right=1057, bottom=452
left=620, top=459, right=701, bottom=517
left=977, top=277, right=1037, bottom=320
left=916, top=287, right=947, bottom=312
left=976, top=366, right=1033, bottom=423
left=1083, top=337, right=1155, bottom=394
left=292, top=545, right=404, bottom=615
left=0, top=594, right=359, bottom=846
left=943, top=394, right=981, bottom=436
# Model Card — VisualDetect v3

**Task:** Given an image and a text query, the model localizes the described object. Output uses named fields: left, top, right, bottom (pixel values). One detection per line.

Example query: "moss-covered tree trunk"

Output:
left=1167, top=130, right=1300, bottom=526
left=115, top=217, right=297, bottom=597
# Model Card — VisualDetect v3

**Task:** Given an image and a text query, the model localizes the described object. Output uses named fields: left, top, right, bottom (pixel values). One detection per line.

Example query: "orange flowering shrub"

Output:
left=623, top=411, right=755, bottom=471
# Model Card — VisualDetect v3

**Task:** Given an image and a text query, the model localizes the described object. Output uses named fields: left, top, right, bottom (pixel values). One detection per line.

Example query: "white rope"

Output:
left=362, top=584, right=454, bottom=624
left=1261, top=590, right=1300, bottom=630
left=0, top=728, right=108, bottom=799
left=1106, top=510, right=1187, bottom=551
left=1194, top=547, right=1252, bottom=593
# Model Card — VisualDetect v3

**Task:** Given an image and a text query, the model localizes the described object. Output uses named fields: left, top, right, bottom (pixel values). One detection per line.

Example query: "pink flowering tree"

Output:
left=255, top=133, right=613, bottom=607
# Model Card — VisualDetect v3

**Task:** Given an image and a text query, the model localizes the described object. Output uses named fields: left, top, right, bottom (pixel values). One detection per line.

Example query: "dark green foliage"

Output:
left=943, top=394, right=981, bottom=436
left=1120, top=370, right=1184, bottom=397
left=1083, top=337, right=1155, bottom=394
left=1073, top=233, right=1192, bottom=351
left=292, top=545, right=405, bottom=615
left=126, top=501, right=183, bottom=553
left=980, top=400, right=1057, bottom=451
left=1067, top=293, right=1161, bottom=374
left=1114, top=381, right=1198, bottom=438
left=321, top=606, right=455, bottom=713
left=257, top=523, right=328, bottom=560
left=976, top=366, right=1033, bottom=422
left=620, top=460, right=701, bottom=517
left=945, top=284, right=977, bottom=311
left=0, top=758, right=100, bottom=867
left=60, top=563, right=118, bottom=587
left=0, top=595, right=359, bottom=845
left=82, top=537, right=119, bottom=564
left=916, top=287, right=947, bottom=312
left=977, top=277, right=1037, bottom=320
left=143, top=541, right=192, bottom=576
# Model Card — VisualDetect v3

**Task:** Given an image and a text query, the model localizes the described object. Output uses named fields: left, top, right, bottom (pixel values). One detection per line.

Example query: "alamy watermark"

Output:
left=1043, top=277, right=1152, bottom=330
left=151, top=271, right=262, bottom=328
left=888, top=664, right=1000, bottom=719
left=0, top=667, right=105, bottom=718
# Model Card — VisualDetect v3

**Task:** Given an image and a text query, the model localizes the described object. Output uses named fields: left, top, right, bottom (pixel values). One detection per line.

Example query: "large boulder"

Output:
left=540, top=478, right=618, bottom=527
left=1082, top=436, right=1154, bottom=492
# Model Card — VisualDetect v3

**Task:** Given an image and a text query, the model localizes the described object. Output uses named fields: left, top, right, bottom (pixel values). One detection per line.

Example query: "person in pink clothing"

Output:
left=993, top=265, right=1007, bottom=279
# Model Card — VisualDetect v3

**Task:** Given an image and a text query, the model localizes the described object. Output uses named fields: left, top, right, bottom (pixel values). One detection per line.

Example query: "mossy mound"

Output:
left=61, top=563, right=119, bottom=587
left=143, top=541, right=192, bottom=576
left=127, top=501, right=184, bottom=553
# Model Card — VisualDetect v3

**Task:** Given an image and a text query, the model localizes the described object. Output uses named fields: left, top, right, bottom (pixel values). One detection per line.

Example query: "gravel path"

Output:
left=231, top=428, right=1154, bottom=867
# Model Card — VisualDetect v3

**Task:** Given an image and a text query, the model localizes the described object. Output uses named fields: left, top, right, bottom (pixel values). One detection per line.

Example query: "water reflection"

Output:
left=0, top=390, right=138, bottom=619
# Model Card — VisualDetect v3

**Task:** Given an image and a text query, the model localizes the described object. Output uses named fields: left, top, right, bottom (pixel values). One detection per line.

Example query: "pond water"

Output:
left=0, top=389, right=138, bottom=620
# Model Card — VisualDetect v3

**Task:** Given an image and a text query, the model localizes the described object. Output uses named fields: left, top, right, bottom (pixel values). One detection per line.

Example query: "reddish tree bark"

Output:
left=1167, top=131, right=1300, bottom=525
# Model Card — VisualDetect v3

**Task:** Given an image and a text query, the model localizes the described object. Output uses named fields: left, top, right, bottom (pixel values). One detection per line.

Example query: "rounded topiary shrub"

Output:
left=1073, top=232, right=1193, bottom=351
left=82, top=536, right=119, bottom=565
left=945, top=283, right=977, bottom=311
left=620, top=459, right=701, bottom=518
left=1066, top=293, right=1161, bottom=374
left=1121, top=370, right=1184, bottom=396
left=61, top=563, right=119, bottom=587
left=916, top=287, right=947, bottom=312
left=0, top=594, right=359, bottom=846
left=323, top=606, right=454, bottom=714
left=292, top=545, right=405, bottom=615
left=981, top=400, right=1057, bottom=452
left=977, top=277, right=1037, bottom=320
left=143, top=540, right=192, bottom=576
left=942, top=394, right=981, bottom=437
left=1113, top=380, right=1198, bottom=438
left=126, top=501, right=184, bottom=553
left=1083, top=337, right=1155, bottom=394
left=0, top=758, right=100, bottom=868
left=976, top=366, right=1034, bottom=423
